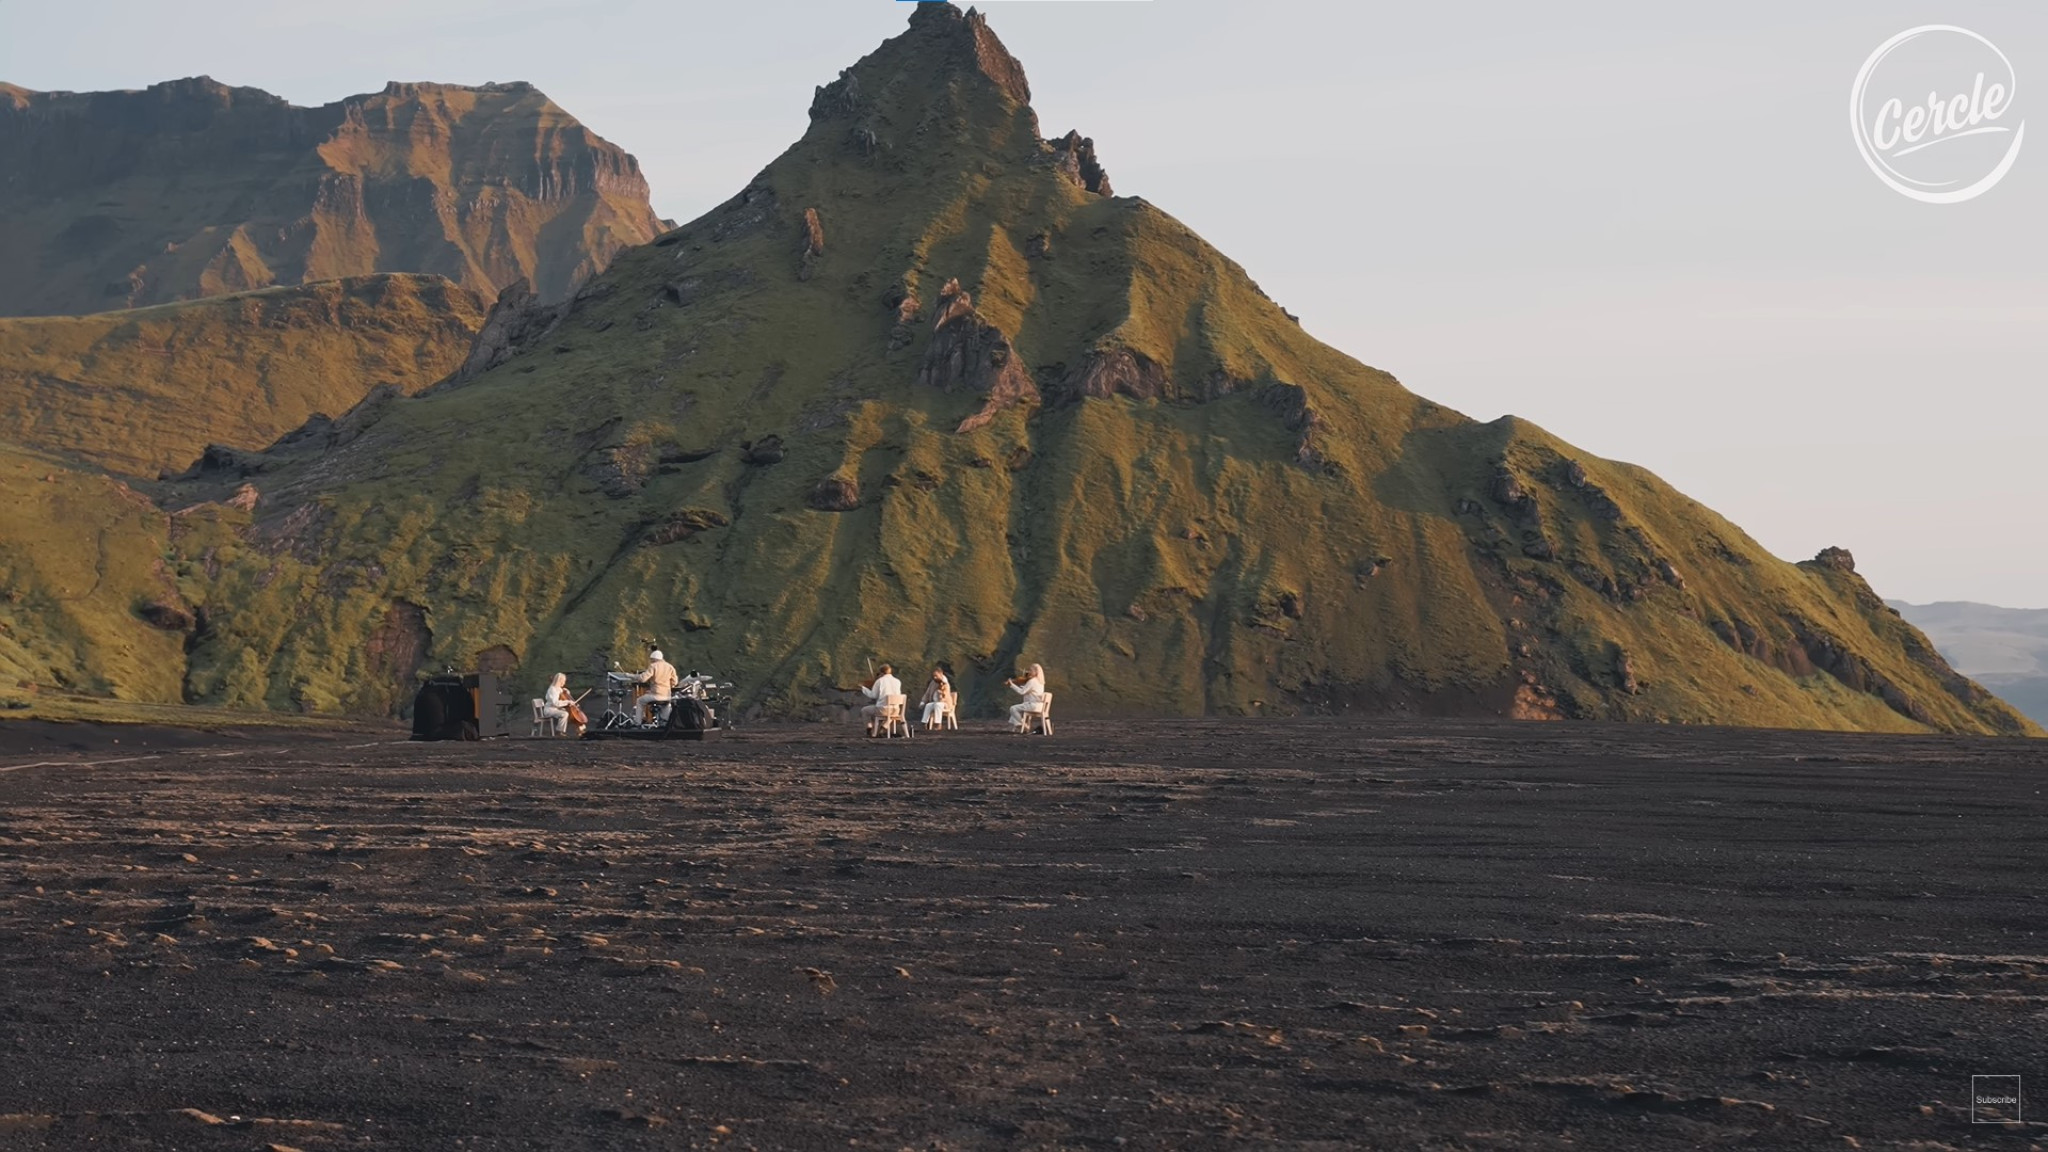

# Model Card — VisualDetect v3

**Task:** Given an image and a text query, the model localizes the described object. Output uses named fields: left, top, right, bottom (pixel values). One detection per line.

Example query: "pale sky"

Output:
left=4, top=1, right=2044, bottom=607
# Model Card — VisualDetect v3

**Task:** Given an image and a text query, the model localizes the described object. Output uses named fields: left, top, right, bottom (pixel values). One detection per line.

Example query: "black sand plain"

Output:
left=0, top=717, right=2042, bottom=1150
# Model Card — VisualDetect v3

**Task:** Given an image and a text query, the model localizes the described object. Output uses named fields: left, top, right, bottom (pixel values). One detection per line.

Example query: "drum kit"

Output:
left=593, top=667, right=736, bottom=736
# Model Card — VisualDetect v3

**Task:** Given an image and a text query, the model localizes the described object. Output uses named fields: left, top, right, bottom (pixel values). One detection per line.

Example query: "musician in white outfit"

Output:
left=1007, top=663, right=1047, bottom=732
left=860, top=663, right=902, bottom=736
left=919, top=668, right=952, bottom=729
left=635, top=648, right=681, bottom=725
left=541, top=672, right=573, bottom=734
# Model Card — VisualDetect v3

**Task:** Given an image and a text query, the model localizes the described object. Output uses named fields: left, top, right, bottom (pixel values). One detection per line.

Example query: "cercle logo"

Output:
left=1849, top=25, right=2025, bottom=203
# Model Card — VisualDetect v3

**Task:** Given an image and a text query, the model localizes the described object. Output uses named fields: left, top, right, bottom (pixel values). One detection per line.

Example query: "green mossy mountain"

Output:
left=0, top=274, right=487, bottom=477
left=0, top=77, right=664, bottom=317
left=19, top=5, right=2036, bottom=735
left=0, top=442, right=192, bottom=706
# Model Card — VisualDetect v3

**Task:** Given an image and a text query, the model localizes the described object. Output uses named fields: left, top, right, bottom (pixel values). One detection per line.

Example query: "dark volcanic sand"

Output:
left=0, top=719, right=2041, bottom=1150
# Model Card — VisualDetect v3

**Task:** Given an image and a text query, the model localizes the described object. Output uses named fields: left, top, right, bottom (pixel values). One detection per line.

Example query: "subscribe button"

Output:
left=1972, top=1075, right=2023, bottom=1124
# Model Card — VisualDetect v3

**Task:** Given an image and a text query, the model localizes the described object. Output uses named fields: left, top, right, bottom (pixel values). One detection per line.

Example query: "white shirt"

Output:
left=864, top=674, right=903, bottom=701
left=636, top=659, right=680, bottom=697
left=1009, top=674, right=1045, bottom=706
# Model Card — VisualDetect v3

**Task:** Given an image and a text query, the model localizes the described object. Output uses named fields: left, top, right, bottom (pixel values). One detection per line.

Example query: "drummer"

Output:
left=634, top=647, right=682, bottom=724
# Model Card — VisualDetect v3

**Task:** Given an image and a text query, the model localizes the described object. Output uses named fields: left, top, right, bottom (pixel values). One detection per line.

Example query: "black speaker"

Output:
left=410, top=676, right=473, bottom=741
left=410, top=672, right=515, bottom=741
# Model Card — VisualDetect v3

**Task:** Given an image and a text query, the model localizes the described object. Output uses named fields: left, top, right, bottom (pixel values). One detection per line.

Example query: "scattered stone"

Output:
left=740, top=435, right=785, bottom=466
left=807, top=475, right=861, bottom=513
left=645, top=508, right=730, bottom=546
left=1614, top=648, right=1640, bottom=695
left=1491, top=465, right=1533, bottom=515
left=798, top=208, right=826, bottom=280
left=1811, top=546, right=1857, bottom=573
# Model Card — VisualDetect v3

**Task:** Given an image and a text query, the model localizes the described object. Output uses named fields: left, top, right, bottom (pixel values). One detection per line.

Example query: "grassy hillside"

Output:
left=0, top=443, right=183, bottom=706
left=21, top=5, right=2036, bottom=736
left=0, top=78, right=664, bottom=316
left=0, top=275, right=486, bottom=476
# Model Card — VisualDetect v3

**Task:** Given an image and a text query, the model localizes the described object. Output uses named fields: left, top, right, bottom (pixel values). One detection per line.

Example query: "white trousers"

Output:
left=921, top=701, right=946, bottom=725
left=1009, top=703, right=1043, bottom=729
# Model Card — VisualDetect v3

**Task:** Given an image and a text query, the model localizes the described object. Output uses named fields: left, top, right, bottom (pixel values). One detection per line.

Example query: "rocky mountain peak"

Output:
left=804, top=4, right=1113, bottom=197
left=0, top=77, right=663, bottom=314
left=901, top=1, right=1028, bottom=97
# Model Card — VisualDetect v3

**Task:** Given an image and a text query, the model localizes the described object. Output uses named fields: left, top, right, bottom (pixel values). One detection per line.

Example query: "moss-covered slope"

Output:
left=103, top=5, right=2037, bottom=734
left=0, top=443, right=182, bottom=705
left=0, top=274, right=487, bottom=476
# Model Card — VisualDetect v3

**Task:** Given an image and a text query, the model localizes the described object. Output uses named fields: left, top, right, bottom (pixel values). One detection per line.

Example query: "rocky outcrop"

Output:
left=0, top=78, right=663, bottom=316
left=1256, top=384, right=1332, bottom=472
left=810, top=69, right=864, bottom=120
left=799, top=208, right=827, bottom=280
left=884, top=284, right=923, bottom=351
left=436, top=279, right=570, bottom=389
left=917, top=279, right=1038, bottom=433
left=645, top=508, right=731, bottom=546
left=1808, top=547, right=1858, bottom=573
left=363, top=601, right=432, bottom=709
left=1048, top=131, right=1113, bottom=197
left=808, top=475, right=862, bottom=512
left=1049, top=349, right=1170, bottom=404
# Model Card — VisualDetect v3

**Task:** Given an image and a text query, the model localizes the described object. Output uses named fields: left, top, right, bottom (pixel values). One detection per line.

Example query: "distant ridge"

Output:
left=1891, top=600, right=2048, bottom=726
left=0, top=76, right=665, bottom=316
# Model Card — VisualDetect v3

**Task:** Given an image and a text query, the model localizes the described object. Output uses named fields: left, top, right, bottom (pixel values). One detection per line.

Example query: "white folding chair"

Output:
left=530, top=699, right=565, bottom=737
left=942, top=688, right=959, bottom=730
left=880, top=693, right=911, bottom=739
left=1027, top=693, right=1053, bottom=736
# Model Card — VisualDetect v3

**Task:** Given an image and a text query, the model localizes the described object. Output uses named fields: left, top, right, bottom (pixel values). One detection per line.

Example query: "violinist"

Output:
left=1006, top=663, right=1047, bottom=733
left=860, top=663, right=902, bottom=737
